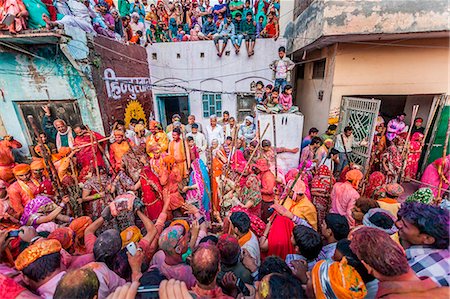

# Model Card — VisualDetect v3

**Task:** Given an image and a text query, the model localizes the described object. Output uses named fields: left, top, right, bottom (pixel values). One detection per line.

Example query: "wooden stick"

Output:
left=27, top=115, right=64, bottom=199
left=89, top=127, right=128, bottom=191
left=72, top=137, right=111, bottom=150
left=86, top=126, right=102, bottom=191
left=257, top=119, right=261, bottom=144
left=272, top=115, right=278, bottom=180
left=267, top=169, right=303, bottom=224
left=421, top=98, right=439, bottom=149
left=407, top=178, right=450, bottom=195
left=400, top=105, right=419, bottom=182
left=437, top=114, right=450, bottom=201
left=181, top=130, right=191, bottom=172
left=237, top=123, right=270, bottom=183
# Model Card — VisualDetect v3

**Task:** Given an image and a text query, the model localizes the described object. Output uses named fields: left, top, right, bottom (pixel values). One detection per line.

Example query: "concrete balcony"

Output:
left=285, top=0, right=450, bottom=54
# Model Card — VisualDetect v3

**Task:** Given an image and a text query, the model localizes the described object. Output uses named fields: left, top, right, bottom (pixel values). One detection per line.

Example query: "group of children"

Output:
left=255, top=81, right=299, bottom=114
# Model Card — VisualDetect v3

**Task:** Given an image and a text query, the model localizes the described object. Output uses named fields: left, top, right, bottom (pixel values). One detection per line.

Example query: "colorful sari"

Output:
left=20, top=195, right=58, bottom=227
left=186, top=159, right=211, bottom=220
left=211, top=148, right=227, bottom=212
left=370, top=133, right=386, bottom=172
left=121, top=146, right=146, bottom=183
left=404, top=132, right=424, bottom=179
left=164, top=167, right=185, bottom=211
left=230, top=205, right=266, bottom=237
left=364, top=171, right=386, bottom=199
left=311, top=165, right=335, bottom=227
left=421, top=155, right=450, bottom=197
left=240, top=174, right=262, bottom=218
left=382, top=144, right=403, bottom=184
left=140, top=166, right=164, bottom=221
left=82, top=174, right=113, bottom=220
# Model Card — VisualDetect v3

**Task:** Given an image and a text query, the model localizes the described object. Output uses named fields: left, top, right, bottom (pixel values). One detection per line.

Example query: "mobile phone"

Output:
left=236, top=277, right=250, bottom=296
left=198, top=216, right=205, bottom=225
left=7, top=230, right=22, bottom=238
left=136, top=285, right=160, bottom=299
left=126, top=242, right=137, bottom=256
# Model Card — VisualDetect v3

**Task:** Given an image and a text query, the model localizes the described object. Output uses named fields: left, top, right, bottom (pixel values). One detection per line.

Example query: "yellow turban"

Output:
left=120, top=226, right=143, bottom=248
left=15, top=239, right=62, bottom=270
left=312, top=258, right=367, bottom=299
left=30, top=159, right=45, bottom=170
left=13, top=164, right=31, bottom=176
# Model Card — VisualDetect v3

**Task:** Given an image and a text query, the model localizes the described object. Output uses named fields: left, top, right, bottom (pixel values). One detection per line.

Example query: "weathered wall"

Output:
left=0, top=45, right=103, bottom=155
left=330, top=38, right=449, bottom=113
left=295, top=45, right=336, bottom=135
left=286, top=0, right=450, bottom=53
left=91, top=36, right=154, bottom=135
left=147, top=38, right=285, bottom=128
left=295, top=38, right=449, bottom=133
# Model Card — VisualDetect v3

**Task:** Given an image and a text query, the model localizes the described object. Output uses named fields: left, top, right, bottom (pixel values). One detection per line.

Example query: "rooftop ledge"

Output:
left=0, top=29, right=65, bottom=45
left=284, top=0, right=450, bottom=54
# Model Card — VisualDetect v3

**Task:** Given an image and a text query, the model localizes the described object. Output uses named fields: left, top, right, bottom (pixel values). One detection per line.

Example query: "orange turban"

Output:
left=30, top=159, right=45, bottom=170
left=345, top=169, right=363, bottom=188
left=120, top=226, right=143, bottom=248
left=69, top=216, right=92, bottom=237
left=163, top=155, right=176, bottom=170
left=311, top=258, right=367, bottom=299
left=13, top=164, right=31, bottom=176
left=48, top=227, right=74, bottom=250
left=149, top=120, right=158, bottom=129
left=69, top=216, right=92, bottom=255
left=15, top=239, right=62, bottom=270
left=170, top=219, right=190, bottom=234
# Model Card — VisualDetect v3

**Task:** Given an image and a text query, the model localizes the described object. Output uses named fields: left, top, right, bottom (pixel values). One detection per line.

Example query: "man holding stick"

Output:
left=73, top=124, right=107, bottom=181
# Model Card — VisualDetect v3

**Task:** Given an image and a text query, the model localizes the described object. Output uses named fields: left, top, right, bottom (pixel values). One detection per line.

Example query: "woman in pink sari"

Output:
left=404, top=132, right=424, bottom=180
left=421, top=154, right=450, bottom=197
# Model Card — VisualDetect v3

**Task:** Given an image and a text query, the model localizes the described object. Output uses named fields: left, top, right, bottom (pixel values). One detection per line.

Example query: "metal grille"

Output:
left=339, top=97, right=381, bottom=172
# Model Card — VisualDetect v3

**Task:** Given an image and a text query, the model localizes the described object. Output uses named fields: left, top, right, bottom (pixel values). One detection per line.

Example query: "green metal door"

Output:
left=427, top=105, right=450, bottom=164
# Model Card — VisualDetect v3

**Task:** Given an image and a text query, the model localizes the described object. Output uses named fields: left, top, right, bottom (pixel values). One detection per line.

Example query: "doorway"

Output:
left=156, top=94, right=189, bottom=129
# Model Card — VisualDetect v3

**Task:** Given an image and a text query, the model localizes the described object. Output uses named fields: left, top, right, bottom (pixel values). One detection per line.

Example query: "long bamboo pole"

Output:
left=236, top=123, right=270, bottom=183
left=272, top=115, right=278, bottom=180
left=27, top=115, right=64, bottom=200
left=436, top=114, right=450, bottom=202
left=399, top=105, right=419, bottom=183
left=86, top=126, right=102, bottom=192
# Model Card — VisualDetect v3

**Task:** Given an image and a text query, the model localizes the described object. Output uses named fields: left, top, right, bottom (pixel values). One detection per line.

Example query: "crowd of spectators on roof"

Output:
left=0, top=0, right=280, bottom=51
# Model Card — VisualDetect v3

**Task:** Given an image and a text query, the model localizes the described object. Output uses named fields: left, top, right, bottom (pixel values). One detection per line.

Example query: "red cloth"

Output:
left=140, top=166, right=164, bottom=221
left=41, top=0, right=57, bottom=21
left=260, top=170, right=276, bottom=203
left=265, top=216, right=295, bottom=260
left=0, top=273, right=26, bottom=299
left=37, top=178, right=55, bottom=196
left=0, top=139, right=22, bottom=183
left=74, top=132, right=106, bottom=180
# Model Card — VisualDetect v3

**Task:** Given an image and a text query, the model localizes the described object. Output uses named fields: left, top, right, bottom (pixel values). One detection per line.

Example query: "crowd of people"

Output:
left=1, top=0, right=280, bottom=54
left=0, top=98, right=448, bottom=298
